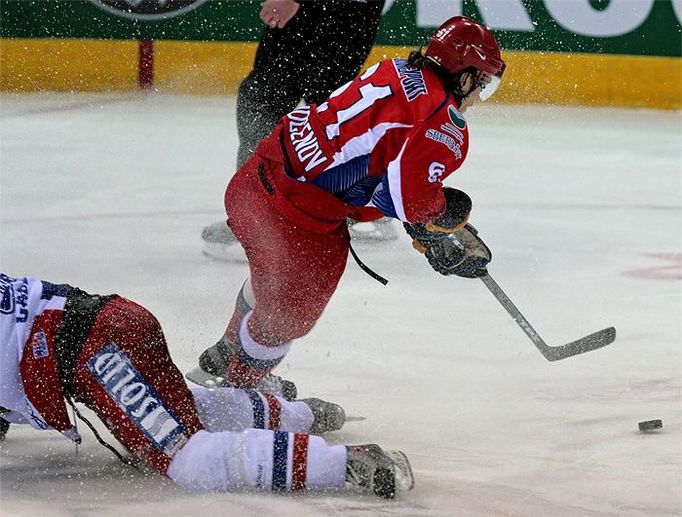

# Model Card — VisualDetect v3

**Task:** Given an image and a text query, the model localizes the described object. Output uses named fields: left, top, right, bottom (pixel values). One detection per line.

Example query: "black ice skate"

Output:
left=345, top=444, right=414, bottom=499
left=0, top=414, right=9, bottom=442
left=187, top=339, right=298, bottom=401
left=301, top=398, right=346, bottom=434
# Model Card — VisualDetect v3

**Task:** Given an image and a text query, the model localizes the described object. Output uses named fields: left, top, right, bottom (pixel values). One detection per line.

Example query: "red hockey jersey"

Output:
left=280, top=58, right=470, bottom=224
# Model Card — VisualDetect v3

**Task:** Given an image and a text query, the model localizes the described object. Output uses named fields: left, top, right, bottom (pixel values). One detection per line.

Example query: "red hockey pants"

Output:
left=70, top=297, right=203, bottom=474
left=225, top=140, right=357, bottom=347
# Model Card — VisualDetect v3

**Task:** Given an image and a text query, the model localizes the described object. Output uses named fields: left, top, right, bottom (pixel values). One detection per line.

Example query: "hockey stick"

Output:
left=479, top=273, right=616, bottom=361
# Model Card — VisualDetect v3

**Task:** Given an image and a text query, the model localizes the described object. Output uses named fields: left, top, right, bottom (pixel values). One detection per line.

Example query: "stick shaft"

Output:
left=479, top=273, right=616, bottom=361
left=479, top=274, right=550, bottom=351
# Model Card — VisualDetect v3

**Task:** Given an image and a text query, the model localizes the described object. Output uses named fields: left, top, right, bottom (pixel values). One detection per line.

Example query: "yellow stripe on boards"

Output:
left=366, top=46, right=682, bottom=111
left=495, top=51, right=681, bottom=110
left=2, top=39, right=679, bottom=110
left=153, top=40, right=256, bottom=95
left=0, top=38, right=138, bottom=92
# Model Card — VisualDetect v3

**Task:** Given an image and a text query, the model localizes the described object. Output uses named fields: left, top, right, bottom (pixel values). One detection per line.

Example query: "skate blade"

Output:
left=385, top=450, right=415, bottom=491
left=185, top=366, right=232, bottom=388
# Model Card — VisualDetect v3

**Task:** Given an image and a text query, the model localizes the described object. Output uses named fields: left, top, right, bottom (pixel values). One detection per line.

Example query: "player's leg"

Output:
left=191, top=386, right=346, bottom=435
left=199, top=157, right=349, bottom=388
left=168, top=427, right=346, bottom=492
left=193, top=279, right=297, bottom=399
left=69, top=296, right=204, bottom=474
left=303, top=0, right=384, bottom=106
left=70, top=303, right=349, bottom=493
left=66, top=296, right=405, bottom=496
left=168, top=429, right=413, bottom=497
left=235, top=4, right=318, bottom=167
left=230, top=167, right=349, bottom=347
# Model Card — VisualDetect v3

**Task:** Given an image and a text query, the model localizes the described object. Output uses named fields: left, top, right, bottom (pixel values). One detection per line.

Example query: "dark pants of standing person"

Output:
left=236, top=0, right=385, bottom=167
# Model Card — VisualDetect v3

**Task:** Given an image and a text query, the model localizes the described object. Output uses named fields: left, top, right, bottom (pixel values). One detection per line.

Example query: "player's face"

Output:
left=459, top=90, right=480, bottom=112
left=458, top=72, right=481, bottom=112
left=458, top=73, right=478, bottom=112
left=459, top=70, right=498, bottom=111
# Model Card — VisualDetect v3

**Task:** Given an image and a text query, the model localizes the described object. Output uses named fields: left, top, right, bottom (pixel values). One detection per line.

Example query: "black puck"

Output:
left=638, top=419, right=662, bottom=432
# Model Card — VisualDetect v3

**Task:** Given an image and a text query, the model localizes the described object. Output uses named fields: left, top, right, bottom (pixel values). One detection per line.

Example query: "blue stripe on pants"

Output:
left=272, top=431, right=289, bottom=491
left=246, top=390, right=265, bottom=429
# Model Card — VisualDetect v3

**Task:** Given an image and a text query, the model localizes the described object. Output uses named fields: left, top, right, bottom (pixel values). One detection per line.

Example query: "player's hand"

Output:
left=405, top=221, right=492, bottom=278
left=260, top=0, right=300, bottom=29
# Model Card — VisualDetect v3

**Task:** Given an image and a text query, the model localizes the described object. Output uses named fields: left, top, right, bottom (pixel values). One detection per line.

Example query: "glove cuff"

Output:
left=430, top=188, right=471, bottom=233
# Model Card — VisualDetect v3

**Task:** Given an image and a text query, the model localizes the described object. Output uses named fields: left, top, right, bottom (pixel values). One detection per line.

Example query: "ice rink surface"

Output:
left=1, top=92, right=680, bottom=516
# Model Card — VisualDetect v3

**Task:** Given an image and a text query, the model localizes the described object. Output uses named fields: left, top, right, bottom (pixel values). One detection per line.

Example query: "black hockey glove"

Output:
left=407, top=187, right=472, bottom=243
left=405, top=222, right=492, bottom=278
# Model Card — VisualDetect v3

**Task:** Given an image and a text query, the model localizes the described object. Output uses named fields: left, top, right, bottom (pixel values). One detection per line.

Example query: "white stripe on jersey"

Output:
left=323, top=122, right=412, bottom=173
left=360, top=62, right=380, bottom=80
left=387, top=139, right=411, bottom=221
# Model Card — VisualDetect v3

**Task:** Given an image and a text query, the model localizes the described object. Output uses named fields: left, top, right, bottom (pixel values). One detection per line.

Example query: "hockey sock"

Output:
left=167, top=429, right=346, bottom=491
left=224, top=310, right=292, bottom=387
left=224, top=279, right=255, bottom=343
left=192, top=386, right=314, bottom=433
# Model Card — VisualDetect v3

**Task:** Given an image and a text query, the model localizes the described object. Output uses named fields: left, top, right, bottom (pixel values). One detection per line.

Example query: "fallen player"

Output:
left=0, top=273, right=413, bottom=498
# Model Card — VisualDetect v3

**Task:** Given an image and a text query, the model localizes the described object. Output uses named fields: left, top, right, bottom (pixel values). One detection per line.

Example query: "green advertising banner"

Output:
left=2, top=0, right=681, bottom=57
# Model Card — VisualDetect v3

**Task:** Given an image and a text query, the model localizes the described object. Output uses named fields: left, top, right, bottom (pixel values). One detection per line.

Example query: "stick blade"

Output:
left=544, top=326, right=616, bottom=362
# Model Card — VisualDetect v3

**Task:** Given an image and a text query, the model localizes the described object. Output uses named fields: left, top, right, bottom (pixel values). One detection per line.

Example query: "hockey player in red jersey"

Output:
left=196, top=17, right=501, bottom=391
left=200, top=0, right=394, bottom=261
left=0, top=273, right=413, bottom=498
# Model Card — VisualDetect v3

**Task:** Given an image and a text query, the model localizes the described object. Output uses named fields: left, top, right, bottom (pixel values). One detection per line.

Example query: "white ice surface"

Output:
left=1, top=93, right=680, bottom=516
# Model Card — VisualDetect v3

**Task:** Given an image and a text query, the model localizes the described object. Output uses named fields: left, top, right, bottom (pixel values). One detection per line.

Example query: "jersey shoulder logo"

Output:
left=425, top=129, right=463, bottom=160
left=0, top=274, right=15, bottom=314
left=31, top=331, right=49, bottom=359
left=448, top=105, right=467, bottom=129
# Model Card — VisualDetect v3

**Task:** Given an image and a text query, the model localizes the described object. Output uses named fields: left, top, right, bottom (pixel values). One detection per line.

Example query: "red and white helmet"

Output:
left=426, top=16, right=506, bottom=100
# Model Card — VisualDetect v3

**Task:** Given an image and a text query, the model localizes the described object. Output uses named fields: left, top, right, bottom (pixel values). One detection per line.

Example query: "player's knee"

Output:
left=115, top=300, right=167, bottom=355
left=136, top=309, right=163, bottom=340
